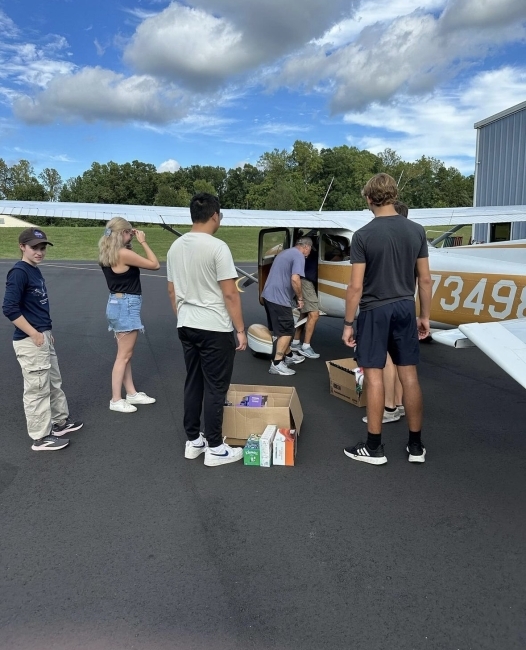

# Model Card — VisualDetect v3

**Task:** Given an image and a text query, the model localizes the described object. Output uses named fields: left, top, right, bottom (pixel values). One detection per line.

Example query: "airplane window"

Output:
left=321, top=235, right=351, bottom=262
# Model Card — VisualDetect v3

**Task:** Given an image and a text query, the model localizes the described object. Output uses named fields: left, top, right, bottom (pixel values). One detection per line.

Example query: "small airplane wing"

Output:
left=2, top=200, right=525, bottom=230
left=0, top=200, right=367, bottom=229
left=432, top=319, right=526, bottom=389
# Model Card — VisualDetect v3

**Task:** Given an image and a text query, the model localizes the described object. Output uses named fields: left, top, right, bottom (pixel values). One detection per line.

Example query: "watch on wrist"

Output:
left=343, top=319, right=354, bottom=327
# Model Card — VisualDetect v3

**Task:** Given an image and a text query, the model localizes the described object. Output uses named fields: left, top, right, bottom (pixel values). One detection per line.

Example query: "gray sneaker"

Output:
left=31, top=435, right=70, bottom=451
left=269, top=361, right=296, bottom=375
left=296, top=345, right=320, bottom=359
left=284, top=352, right=305, bottom=365
left=362, top=408, right=401, bottom=424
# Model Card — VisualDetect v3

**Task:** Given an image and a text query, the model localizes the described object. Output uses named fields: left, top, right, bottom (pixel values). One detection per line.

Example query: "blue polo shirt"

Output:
left=2, top=261, right=52, bottom=340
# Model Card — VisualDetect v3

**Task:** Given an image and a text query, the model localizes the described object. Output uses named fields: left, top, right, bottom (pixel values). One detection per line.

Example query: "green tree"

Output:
left=39, top=168, right=63, bottom=201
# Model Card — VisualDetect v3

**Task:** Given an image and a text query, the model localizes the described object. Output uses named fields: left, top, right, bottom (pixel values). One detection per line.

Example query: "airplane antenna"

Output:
left=319, top=176, right=335, bottom=212
left=397, top=170, right=404, bottom=187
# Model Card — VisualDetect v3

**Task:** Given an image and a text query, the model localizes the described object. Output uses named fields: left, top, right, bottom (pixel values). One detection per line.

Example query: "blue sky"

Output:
left=0, top=0, right=525, bottom=183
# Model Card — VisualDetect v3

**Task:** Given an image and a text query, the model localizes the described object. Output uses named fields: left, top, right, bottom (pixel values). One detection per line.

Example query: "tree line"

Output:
left=0, top=141, right=474, bottom=226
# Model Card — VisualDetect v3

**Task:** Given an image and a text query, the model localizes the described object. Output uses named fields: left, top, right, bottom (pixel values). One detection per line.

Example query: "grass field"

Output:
left=0, top=226, right=260, bottom=262
left=0, top=224, right=473, bottom=261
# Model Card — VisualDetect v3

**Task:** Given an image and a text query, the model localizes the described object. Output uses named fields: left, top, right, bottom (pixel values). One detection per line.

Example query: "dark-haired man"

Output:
left=167, top=193, right=246, bottom=467
left=342, top=174, right=431, bottom=466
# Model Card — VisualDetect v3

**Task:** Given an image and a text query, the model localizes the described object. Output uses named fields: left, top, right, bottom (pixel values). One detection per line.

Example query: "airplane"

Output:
left=1, top=199, right=526, bottom=388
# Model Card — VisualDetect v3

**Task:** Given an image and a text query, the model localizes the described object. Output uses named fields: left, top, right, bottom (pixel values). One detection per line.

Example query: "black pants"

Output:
left=178, top=327, right=236, bottom=448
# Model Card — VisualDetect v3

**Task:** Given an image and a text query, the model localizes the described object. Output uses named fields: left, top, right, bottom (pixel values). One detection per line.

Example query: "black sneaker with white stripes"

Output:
left=344, top=441, right=387, bottom=465
left=31, top=435, right=70, bottom=451
left=407, top=442, right=426, bottom=463
left=52, top=418, right=83, bottom=436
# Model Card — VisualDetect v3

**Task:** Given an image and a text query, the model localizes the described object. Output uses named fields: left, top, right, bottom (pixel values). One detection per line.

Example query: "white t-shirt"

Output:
left=166, top=232, right=237, bottom=332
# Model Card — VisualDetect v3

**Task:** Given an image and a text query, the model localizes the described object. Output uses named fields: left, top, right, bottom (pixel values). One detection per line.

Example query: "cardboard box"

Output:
left=326, top=358, right=367, bottom=407
left=223, top=384, right=303, bottom=446
left=259, top=425, right=277, bottom=467
left=273, top=428, right=296, bottom=466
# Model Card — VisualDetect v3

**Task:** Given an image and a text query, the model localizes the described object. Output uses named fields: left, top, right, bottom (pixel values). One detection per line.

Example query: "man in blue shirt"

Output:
left=2, top=228, right=83, bottom=451
left=261, top=237, right=312, bottom=376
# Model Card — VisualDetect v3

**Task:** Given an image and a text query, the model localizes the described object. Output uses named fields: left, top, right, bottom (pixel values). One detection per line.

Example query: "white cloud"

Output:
left=343, top=66, right=526, bottom=173
left=157, top=158, right=181, bottom=172
left=273, top=0, right=526, bottom=112
left=12, top=67, right=191, bottom=124
left=123, top=0, right=354, bottom=90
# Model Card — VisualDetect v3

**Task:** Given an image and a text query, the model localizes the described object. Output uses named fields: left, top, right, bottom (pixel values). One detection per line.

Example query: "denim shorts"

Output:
left=106, top=294, right=144, bottom=333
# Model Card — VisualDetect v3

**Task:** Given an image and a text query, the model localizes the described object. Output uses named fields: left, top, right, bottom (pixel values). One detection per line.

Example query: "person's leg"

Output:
left=178, top=327, right=204, bottom=442
left=303, top=311, right=319, bottom=345
left=199, top=331, right=236, bottom=448
left=47, top=332, right=69, bottom=424
left=111, top=330, right=138, bottom=402
left=292, top=323, right=304, bottom=347
left=344, top=306, right=390, bottom=465
left=275, top=335, right=292, bottom=361
left=383, top=353, right=397, bottom=409
left=13, top=337, right=53, bottom=441
left=395, top=365, right=422, bottom=432
left=388, top=300, right=425, bottom=462
left=394, top=367, right=404, bottom=411
left=363, top=368, right=385, bottom=434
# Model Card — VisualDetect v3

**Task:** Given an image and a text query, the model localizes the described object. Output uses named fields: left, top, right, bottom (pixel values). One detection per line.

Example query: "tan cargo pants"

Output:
left=13, top=331, right=69, bottom=440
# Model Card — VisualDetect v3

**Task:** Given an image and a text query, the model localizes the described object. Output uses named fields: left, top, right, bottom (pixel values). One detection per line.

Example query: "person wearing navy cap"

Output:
left=2, top=228, right=83, bottom=450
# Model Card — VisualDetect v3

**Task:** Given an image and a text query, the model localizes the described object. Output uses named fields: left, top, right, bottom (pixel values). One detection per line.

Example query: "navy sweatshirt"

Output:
left=2, top=261, right=52, bottom=340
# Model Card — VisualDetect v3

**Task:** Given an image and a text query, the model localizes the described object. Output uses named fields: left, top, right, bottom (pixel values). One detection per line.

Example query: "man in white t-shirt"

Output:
left=167, top=193, right=247, bottom=467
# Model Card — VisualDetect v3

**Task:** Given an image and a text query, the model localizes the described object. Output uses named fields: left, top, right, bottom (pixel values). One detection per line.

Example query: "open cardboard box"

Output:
left=326, top=358, right=367, bottom=407
left=223, top=384, right=303, bottom=446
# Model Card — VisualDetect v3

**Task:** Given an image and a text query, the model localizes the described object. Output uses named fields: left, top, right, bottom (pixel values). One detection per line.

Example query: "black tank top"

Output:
left=101, top=265, right=142, bottom=295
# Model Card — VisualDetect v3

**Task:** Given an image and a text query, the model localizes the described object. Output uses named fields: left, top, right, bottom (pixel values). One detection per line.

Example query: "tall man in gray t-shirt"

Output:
left=261, top=237, right=313, bottom=376
left=342, top=173, right=432, bottom=466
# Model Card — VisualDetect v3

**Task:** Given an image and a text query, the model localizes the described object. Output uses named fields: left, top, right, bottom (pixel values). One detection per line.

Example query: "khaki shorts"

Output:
left=300, top=279, right=319, bottom=314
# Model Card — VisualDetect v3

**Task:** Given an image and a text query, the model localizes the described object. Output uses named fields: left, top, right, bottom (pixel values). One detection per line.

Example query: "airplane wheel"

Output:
left=251, top=349, right=271, bottom=359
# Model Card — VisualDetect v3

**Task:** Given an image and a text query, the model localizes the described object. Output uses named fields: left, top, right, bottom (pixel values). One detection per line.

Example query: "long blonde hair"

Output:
left=98, top=217, right=133, bottom=267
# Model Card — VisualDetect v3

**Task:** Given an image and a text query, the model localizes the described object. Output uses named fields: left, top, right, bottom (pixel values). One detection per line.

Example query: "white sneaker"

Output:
left=110, top=399, right=137, bottom=413
left=284, top=352, right=305, bottom=365
left=126, top=392, right=156, bottom=405
left=362, top=408, right=400, bottom=424
left=185, top=433, right=207, bottom=459
left=204, top=444, right=243, bottom=467
left=269, top=361, right=296, bottom=375
left=397, top=405, right=405, bottom=417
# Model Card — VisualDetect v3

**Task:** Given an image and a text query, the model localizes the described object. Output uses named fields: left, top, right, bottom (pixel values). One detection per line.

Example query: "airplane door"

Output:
left=258, top=228, right=291, bottom=304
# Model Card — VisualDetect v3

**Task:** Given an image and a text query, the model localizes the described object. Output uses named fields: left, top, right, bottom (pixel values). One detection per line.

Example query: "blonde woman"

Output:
left=98, top=217, right=160, bottom=413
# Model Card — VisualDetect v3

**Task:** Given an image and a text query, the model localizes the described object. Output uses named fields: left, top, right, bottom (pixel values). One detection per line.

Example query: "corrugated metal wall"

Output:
left=475, top=106, right=526, bottom=240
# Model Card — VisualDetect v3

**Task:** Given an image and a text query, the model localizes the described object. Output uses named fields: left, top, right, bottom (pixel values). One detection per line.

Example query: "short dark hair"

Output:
left=393, top=200, right=408, bottom=217
left=189, top=192, right=220, bottom=224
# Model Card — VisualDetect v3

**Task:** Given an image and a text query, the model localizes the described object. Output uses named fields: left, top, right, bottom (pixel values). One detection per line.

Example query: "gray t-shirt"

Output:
left=261, top=247, right=305, bottom=307
left=350, top=215, right=428, bottom=311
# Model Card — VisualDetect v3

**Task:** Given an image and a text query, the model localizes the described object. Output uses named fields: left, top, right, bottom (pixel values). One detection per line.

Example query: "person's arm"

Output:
left=2, top=269, right=45, bottom=346
left=219, top=278, right=247, bottom=351
left=291, top=274, right=304, bottom=310
left=342, top=262, right=365, bottom=348
left=119, top=230, right=160, bottom=270
left=167, top=281, right=177, bottom=317
left=415, top=257, right=432, bottom=339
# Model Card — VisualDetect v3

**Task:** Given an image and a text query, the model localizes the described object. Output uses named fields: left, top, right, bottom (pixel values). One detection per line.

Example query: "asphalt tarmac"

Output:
left=1, top=259, right=525, bottom=650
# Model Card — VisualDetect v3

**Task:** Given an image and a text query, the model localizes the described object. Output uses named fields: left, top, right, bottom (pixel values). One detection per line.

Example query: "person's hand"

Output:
left=133, top=229, right=146, bottom=244
left=297, top=298, right=304, bottom=309
left=235, top=331, right=247, bottom=351
left=342, top=324, right=356, bottom=348
left=417, top=317, right=431, bottom=340
left=31, top=332, right=45, bottom=347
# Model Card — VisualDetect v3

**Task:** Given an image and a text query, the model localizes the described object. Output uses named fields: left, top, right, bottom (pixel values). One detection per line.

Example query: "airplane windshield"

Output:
left=321, top=234, right=350, bottom=262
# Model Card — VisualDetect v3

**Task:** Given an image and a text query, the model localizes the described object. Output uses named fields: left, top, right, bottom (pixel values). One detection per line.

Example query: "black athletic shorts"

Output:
left=355, top=299, right=419, bottom=368
left=263, top=299, right=295, bottom=337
